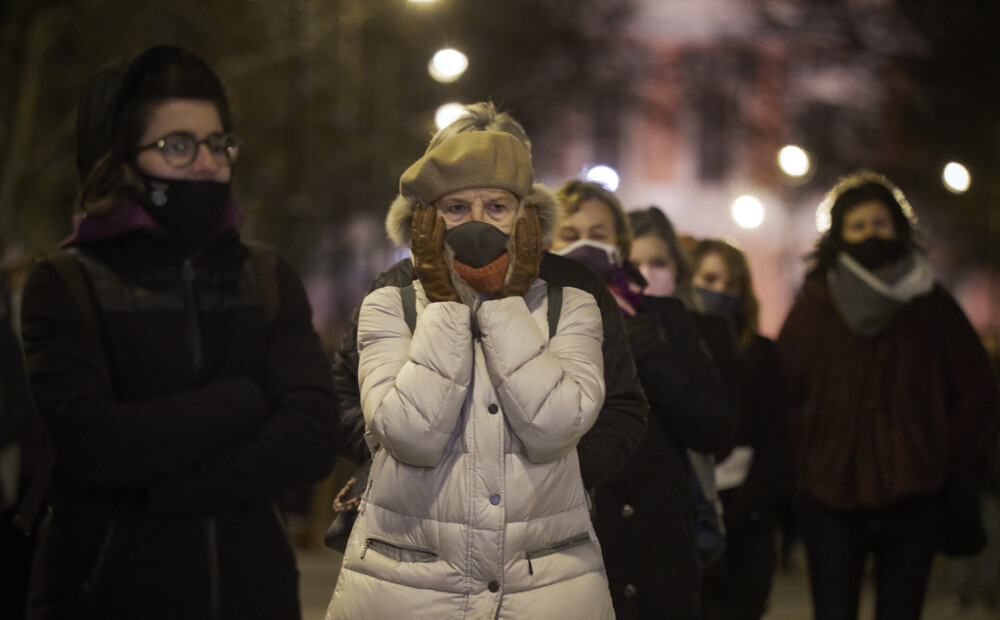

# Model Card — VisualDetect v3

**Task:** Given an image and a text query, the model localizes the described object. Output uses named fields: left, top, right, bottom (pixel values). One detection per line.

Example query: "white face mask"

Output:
left=553, top=239, right=622, bottom=267
left=553, top=238, right=624, bottom=282
left=639, top=265, right=676, bottom=297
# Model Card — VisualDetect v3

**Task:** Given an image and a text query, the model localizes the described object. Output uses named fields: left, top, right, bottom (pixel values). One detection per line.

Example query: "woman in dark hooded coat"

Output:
left=20, top=46, right=337, bottom=619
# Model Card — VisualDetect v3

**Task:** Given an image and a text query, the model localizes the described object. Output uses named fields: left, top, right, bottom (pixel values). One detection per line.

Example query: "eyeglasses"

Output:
left=135, top=132, right=241, bottom=168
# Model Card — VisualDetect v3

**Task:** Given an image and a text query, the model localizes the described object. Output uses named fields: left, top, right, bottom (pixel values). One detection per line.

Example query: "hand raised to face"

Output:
left=410, top=205, right=459, bottom=303
left=497, top=205, right=542, bottom=299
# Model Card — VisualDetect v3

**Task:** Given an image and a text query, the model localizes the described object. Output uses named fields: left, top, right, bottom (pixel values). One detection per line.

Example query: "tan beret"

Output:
left=399, top=131, right=534, bottom=205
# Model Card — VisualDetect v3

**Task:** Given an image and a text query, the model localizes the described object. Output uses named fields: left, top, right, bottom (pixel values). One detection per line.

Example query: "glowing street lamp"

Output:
left=731, top=195, right=765, bottom=229
left=429, top=48, right=468, bottom=83
left=943, top=162, right=970, bottom=193
left=778, top=145, right=810, bottom=178
left=585, top=165, right=620, bottom=191
left=435, top=103, right=467, bottom=130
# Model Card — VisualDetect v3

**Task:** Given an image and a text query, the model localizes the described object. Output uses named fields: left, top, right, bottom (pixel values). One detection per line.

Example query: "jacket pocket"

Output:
left=525, top=533, right=592, bottom=576
left=360, top=536, right=439, bottom=563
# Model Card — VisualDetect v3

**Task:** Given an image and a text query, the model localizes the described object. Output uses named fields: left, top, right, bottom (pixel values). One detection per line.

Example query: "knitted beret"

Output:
left=399, top=131, right=533, bottom=205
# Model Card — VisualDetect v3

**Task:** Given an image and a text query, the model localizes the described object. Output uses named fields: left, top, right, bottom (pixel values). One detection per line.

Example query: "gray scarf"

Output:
left=828, top=252, right=935, bottom=337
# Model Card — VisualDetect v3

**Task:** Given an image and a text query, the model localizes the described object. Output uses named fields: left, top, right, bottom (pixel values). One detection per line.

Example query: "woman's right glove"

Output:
left=411, top=205, right=458, bottom=303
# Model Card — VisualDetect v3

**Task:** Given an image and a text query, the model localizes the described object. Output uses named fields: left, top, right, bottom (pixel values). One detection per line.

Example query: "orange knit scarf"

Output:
left=453, top=253, right=511, bottom=293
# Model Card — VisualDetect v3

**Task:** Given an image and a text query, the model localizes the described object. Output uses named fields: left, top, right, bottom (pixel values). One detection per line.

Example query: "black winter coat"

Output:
left=332, top=252, right=649, bottom=489
left=20, top=227, right=338, bottom=619
left=717, top=335, right=791, bottom=539
left=593, top=296, right=735, bottom=619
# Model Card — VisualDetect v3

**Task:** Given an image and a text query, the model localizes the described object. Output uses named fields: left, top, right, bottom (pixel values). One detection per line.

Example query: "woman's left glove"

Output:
left=498, top=205, right=542, bottom=298
left=411, top=205, right=458, bottom=303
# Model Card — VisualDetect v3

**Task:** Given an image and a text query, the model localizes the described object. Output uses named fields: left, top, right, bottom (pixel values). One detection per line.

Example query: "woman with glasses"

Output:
left=19, top=45, right=337, bottom=618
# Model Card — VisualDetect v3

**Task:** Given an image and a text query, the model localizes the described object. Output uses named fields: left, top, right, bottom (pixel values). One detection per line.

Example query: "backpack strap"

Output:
left=244, top=241, right=280, bottom=328
left=400, top=283, right=417, bottom=333
left=13, top=249, right=95, bottom=536
left=46, top=249, right=98, bottom=332
left=546, top=285, right=562, bottom=340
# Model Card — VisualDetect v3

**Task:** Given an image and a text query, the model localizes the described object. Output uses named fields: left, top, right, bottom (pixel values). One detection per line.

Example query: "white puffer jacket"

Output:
left=327, top=277, right=614, bottom=620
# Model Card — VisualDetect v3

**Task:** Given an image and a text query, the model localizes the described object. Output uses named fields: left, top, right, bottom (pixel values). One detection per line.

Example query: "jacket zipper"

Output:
left=525, top=533, right=591, bottom=576
left=360, top=536, right=438, bottom=562
left=358, top=477, right=373, bottom=515
left=80, top=520, right=117, bottom=598
left=182, top=260, right=202, bottom=374
left=206, top=517, right=220, bottom=618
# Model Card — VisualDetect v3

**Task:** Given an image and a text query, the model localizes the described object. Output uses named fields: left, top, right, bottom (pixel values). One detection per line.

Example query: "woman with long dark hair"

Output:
left=777, top=171, right=1000, bottom=619
left=690, top=239, right=791, bottom=620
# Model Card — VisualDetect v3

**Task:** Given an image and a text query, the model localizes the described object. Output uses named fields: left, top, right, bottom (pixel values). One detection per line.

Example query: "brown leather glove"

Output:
left=498, top=205, right=542, bottom=298
left=410, top=205, right=458, bottom=303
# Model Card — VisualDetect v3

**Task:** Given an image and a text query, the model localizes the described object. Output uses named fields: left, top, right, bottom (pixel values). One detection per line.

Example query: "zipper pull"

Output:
left=360, top=539, right=370, bottom=559
left=359, top=479, right=373, bottom=515
left=527, top=557, right=533, bottom=576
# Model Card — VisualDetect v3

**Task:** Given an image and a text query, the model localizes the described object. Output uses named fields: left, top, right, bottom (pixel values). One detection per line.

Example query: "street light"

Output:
left=429, top=48, right=468, bottom=83
left=435, top=103, right=467, bottom=130
left=943, top=162, right=971, bottom=193
left=778, top=145, right=810, bottom=178
left=585, top=165, right=620, bottom=191
left=732, top=195, right=765, bottom=229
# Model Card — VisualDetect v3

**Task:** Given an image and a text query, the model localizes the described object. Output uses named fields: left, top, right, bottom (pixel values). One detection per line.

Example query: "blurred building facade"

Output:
left=534, top=0, right=996, bottom=336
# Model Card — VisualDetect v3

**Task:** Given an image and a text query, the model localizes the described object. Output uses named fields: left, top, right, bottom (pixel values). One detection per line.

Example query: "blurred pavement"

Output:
left=298, top=545, right=998, bottom=619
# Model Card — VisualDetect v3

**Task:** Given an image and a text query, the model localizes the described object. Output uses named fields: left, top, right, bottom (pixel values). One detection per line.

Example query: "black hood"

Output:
left=75, top=45, right=231, bottom=181
left=75, top=49, right=141, bottom=180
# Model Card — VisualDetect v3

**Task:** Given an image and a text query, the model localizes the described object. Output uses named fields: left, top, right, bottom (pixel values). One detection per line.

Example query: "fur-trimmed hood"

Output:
left=815, top=170, right=917, bottom=233
left=385, top=182, right=562, bottom=250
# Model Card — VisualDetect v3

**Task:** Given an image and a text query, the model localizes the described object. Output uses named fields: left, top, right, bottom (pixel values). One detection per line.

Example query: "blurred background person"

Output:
left=690, top=238, right=791, bottom=620
left=627, top=208, right=738, bottom=389
left=777, top=171, right=1000, bottom=620
left=627, top=206, right=699, bottom=310
left=552, top=180, right=734, bottom=618
left=945, top=330, right=1000, bottom=615
left=19, top=45, right=337, bottom=619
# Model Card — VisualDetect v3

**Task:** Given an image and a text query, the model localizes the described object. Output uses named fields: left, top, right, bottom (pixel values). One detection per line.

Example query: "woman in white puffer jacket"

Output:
left=326, top=117, right=614, bottom=620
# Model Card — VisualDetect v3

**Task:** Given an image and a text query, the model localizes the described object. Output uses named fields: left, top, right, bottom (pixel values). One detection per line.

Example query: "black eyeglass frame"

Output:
left=134, top=131, right=241, bottom=168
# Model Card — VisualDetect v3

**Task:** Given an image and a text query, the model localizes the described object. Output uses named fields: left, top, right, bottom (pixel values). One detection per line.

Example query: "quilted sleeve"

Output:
left=477, top=287, right=605, bottom=463
left=357, top=287, right=473, bottom=467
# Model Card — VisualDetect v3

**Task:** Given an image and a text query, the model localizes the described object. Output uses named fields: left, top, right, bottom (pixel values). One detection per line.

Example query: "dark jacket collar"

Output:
left=64, top=200, right=244, bottom=252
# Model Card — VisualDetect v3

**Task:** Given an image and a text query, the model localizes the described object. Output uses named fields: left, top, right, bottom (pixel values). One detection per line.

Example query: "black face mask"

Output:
left=444, top=220, right=510, bottom=267
left=843, top=237, right=907, bottom=270
left=696, top=287, right=742, bottom=324
left=141, top=174, right=230, bottom=254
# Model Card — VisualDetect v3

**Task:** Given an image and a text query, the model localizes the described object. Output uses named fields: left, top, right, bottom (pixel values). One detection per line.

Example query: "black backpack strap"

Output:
left=13, top=249, right=96, bottom=536
left=46, top=249, right=98, bottom=332
left=400, top=284, right=417, bottom=333
left=547, top=285, right=562, bottom=340
left=244, top=241, right=280, bottom=328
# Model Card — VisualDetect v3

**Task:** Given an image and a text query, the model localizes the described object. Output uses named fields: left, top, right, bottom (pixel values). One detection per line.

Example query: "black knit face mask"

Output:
left=140, top=174, right=230, bottom=254
left=843, top=237, right=907, bottom=270
left=445, top=220, right=510, bottom=268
